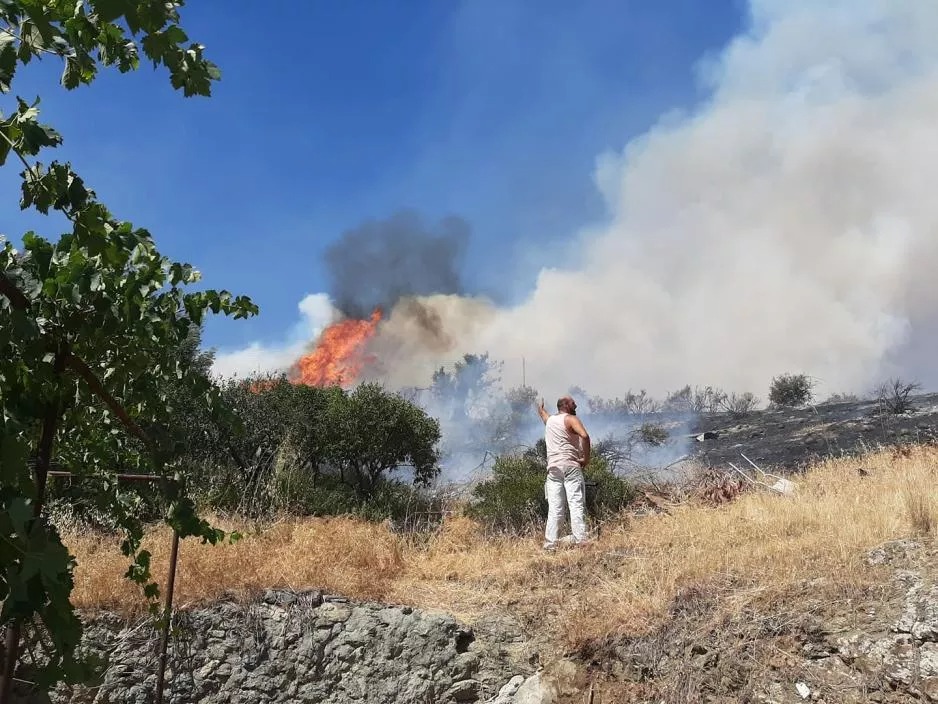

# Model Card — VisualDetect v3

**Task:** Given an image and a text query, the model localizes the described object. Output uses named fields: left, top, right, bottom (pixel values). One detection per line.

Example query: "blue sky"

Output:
left=1, top=0, right=743, bottom=352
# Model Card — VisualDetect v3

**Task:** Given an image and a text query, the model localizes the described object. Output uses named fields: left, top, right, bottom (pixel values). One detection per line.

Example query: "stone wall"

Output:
left=50, top=590, right=533, bottom=704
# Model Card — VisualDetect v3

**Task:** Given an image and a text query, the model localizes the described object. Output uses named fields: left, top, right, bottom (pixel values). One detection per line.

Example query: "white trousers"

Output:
left=544, top=465, right=588, bottom=546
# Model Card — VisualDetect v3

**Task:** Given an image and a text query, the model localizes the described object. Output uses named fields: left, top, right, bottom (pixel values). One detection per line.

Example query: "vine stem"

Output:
left=154, top=530, right=180, bottom=704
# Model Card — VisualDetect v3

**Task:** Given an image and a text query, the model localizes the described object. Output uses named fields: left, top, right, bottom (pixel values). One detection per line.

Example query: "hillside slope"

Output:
left=62, top=442, right=938, bottom=702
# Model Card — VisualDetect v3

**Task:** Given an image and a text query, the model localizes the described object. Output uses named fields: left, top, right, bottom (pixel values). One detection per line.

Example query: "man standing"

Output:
left=536, top=395, right=591, bottom=550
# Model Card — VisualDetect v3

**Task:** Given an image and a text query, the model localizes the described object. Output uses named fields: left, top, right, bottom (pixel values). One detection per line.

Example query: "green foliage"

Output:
left=182, top=377, right=340, bottom=513
left=44, top=324, right=218, bottom=528
left=430, top=353, right=500, bottom=422
left=469, top=449, right=637, bottom=533
left=353, top=480, right=449, bottom=531
left=430, top=354, right=542, bottom=462
left=486, top=384, right=539, bottom=455
left=768, top=373, right=815, bottom=407
left=469, top=454, right=547, bottom=532
left=270, top=461, right=447, bottom=532
left=327, top=382, right=442, bottom=496
left=0, top=1, right=221, bottom=98
left=0, top=1, right=248, bottom=691
left=585, top=458, right=639, bottom=519
left=636, top=422, right=668, bottom=447
left=180, top=377, right=442, bottom=515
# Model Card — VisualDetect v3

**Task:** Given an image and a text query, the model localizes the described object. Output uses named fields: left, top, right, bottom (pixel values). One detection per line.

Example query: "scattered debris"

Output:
left=691, top=468, right=745, bottom=505
left=795, top=681, right=810, bottom=699
left=693, top=431, right=720, bottom=442
left=725, top=453, right=799, bottom=496
left=770, top=477, right=796, bottom=496
left=640, top=491, right=676, bottom=513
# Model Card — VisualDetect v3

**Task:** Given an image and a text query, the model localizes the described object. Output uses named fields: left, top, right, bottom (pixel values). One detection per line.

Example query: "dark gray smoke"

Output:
left=324, top=210, right=470, bottom=319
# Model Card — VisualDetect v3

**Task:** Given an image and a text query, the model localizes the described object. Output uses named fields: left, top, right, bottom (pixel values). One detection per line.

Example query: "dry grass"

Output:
left=902, top=466, right=938, bottom=536
left=64, top=446, right=938, bottom=650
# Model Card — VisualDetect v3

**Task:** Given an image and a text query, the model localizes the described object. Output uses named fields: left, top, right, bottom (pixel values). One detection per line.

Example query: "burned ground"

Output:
left=686, top=392, right=938, bottom=473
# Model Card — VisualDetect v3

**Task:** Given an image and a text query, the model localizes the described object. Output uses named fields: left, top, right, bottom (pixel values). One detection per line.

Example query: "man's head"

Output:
left=557, top=395, right=577, bottom=415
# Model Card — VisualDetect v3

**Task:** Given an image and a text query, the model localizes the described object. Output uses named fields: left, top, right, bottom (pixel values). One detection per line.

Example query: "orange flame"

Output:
left=290, top=309, right=382, bottom=387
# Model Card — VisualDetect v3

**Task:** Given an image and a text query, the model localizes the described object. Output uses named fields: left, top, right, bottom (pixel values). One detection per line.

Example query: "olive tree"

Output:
left=323, top=382, right=441, bottom=497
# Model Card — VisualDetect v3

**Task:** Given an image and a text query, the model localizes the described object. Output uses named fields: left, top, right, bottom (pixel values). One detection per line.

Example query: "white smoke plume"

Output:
left=389, top=0, right=938, bottom=401
left=218, top=0, right=938, bottom=404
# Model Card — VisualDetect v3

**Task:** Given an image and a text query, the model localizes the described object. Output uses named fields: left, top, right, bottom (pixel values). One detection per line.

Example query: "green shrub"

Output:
left=585, top=460, right=639, bottom=518
left=469, top=455, right=547, bottom=532
left=469, top=453, right=637, bottom=533
left=769, top=373, right=814, bottom=407
left=181, top=377, right=442, bottom=517
left=269, top=439, right=333, bottom=514
left=263, top=440, right=448, bottom=531
left=355, top=481, right=450, bottom=532
left=636, top=422, right=668, bottom=446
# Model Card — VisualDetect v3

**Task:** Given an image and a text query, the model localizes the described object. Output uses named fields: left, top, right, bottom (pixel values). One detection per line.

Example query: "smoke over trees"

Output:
left=218, top=2, right=938, bottom=400
left=324, top=210, right=471, bottom=319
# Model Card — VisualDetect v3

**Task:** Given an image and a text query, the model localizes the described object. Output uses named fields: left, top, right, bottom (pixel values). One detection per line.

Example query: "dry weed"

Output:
left=689, top=467, right=746, bottom=505
left=68, top=516, right=405, bottom=611
left=901, top=465, right=938, bottom=535
left=63, top=446, right=938, bottom=651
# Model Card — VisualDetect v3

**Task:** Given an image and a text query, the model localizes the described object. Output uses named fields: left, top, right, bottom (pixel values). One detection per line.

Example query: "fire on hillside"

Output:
left=244, top=293, right=493, bottom=394
left=288, top=308, right=382, bottom=388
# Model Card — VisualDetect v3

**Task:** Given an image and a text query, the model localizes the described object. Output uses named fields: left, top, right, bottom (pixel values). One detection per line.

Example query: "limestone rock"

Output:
left=512, top=672, right=557, bottom=704
left=50, top=592, right=530, bottom=704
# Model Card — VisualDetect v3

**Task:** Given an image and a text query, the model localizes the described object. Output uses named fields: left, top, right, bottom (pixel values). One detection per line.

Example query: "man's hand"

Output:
left=536, top=398, right=549, bottom=424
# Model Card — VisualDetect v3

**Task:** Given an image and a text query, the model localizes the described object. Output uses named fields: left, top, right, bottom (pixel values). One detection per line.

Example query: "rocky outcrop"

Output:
left=560, top=539, right=938, bottom=703
left=51, top=591, right=533, bottom=704
left=743, top=551, right=938, bottom=704
left=835, top=564, right=938, bottom=702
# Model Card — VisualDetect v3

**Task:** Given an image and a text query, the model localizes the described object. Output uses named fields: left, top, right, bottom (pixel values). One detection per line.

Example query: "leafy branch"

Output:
left=0, top=1, right=256, bottom=699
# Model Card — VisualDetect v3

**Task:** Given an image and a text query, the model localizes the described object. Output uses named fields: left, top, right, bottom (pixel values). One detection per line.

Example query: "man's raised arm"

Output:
left=536, top=398, right=550, bottom=424
left=565, top=415, right=591, bottom=467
